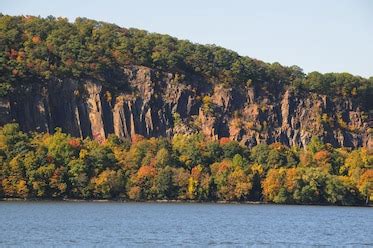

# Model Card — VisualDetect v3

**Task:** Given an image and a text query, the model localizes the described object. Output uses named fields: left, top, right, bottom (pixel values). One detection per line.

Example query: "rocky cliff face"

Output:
left=0, top=65, right=371, bottom=149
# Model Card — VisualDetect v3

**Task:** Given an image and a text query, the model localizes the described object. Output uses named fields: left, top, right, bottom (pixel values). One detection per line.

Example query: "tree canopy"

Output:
left=0, top=123, right=371, bottom=205
left=0, top=14, right=372, bottom=108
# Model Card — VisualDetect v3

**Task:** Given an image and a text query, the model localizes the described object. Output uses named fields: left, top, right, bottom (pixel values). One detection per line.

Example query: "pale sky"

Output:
left=1, top=0, right=372, bottom=78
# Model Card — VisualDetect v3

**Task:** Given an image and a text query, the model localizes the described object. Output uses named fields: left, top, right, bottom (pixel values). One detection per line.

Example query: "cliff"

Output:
left=0, top=65, right=371, bottom=149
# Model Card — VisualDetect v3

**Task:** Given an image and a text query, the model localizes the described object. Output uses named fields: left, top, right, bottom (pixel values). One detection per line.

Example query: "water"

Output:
left=0, top=202, right=372, bottom=247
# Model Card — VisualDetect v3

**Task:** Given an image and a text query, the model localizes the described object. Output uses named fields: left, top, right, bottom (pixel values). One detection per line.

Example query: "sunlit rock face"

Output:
left=0, top=65, right=371, bottom=149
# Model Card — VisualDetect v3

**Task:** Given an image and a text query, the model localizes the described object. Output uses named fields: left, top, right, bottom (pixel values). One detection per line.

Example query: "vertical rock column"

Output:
left=85, top=82, right=106, bottom=142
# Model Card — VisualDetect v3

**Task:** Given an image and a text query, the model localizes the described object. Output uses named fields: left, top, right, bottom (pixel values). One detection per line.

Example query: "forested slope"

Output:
left=0, top=14, right=372, bottom=148
left=0, top=124, right=372, bottom=205
left=0, top=15, right=372, bottom=204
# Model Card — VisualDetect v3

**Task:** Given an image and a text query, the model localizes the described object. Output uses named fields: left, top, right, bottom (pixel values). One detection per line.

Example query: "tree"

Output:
left=128, top=165, right=157, bottom=200
left=92, top=169, right=125, bottom=199
left=172, top=133, right=207, bottom=170
left=187, top=165, right=212, bottom=200
left=155, top=166, right=175, bottom=199
left=0, top=123, right=31, bottom=159
left=324, top=176, right=359, bottom=205
left=262, top=168, right=287, bottom=203
left=307, top=136, right=324, bottom=154
left=357, top=169, right=373, bottom=204
left=211, top=159, right=252, bottom=201
left=172, top=167, right=189, bottom=200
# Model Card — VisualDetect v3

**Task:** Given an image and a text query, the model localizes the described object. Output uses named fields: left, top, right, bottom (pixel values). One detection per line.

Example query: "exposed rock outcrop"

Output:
left=0, top=65, right=371, bottom=149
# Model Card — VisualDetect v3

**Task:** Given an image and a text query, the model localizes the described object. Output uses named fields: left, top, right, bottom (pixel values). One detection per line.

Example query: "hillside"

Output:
left=0, top=14, right=372, bottom=148
left=0, top=15, right=372, bottom=204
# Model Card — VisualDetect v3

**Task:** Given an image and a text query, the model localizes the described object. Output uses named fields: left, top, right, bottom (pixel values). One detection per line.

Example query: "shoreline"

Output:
left=1, top=198, right=371, bottom=207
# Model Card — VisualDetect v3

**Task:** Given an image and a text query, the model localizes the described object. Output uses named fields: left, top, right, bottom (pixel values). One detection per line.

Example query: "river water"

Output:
left=0, top=202, right=372, bottom=247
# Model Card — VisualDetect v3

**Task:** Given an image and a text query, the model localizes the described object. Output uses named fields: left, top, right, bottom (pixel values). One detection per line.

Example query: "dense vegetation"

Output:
left=0, top=15, right=372, bottom=205
left=0, top=14, right=372, bottom=108
left=0, top=124, right=371, bottom=205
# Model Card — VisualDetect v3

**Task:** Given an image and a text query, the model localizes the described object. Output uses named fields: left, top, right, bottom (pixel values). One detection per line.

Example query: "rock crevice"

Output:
left=0, top=66, right=370, bottom=149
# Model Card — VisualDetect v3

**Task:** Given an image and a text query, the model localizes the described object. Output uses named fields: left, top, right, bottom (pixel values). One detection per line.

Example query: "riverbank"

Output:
left=1, top=197, right=371, bottom=207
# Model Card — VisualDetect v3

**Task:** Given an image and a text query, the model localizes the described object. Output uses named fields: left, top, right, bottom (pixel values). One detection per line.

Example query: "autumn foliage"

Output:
left=0, top=123, right=371, bottom=205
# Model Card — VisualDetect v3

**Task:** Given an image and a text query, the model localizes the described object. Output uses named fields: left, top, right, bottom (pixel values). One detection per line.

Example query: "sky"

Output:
left=1, top=0, right=372, bottom=78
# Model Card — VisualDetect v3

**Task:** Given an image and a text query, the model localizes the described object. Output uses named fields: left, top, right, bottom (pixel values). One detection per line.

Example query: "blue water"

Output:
left=0, top=202, right=372, bottom=247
